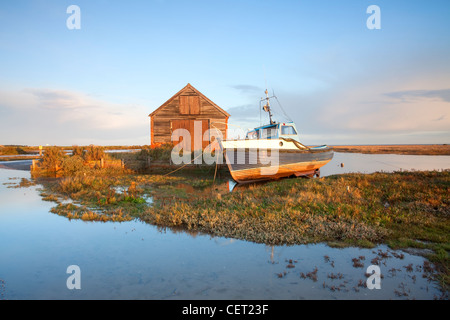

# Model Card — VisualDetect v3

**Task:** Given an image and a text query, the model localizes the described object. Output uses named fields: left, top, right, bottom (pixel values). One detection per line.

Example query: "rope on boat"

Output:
left=163, top=123, right=224, bottom=184
left=210, top=122, right=223, bottom=186
left=273, top=95, right=293, bottom=122
left=162, top=152, right=204, bottom=177
left=279, top=137, right=311, bottom=151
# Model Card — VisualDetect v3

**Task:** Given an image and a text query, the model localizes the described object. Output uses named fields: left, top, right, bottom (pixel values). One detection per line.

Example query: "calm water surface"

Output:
left=322, top=152, right=450, bottom=176
left=0, top=153, right=448, bottom=300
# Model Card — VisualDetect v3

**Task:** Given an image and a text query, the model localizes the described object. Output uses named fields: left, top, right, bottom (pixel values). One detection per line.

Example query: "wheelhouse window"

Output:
left=281, top=125, right=297, bottom=135
left=260, top=125, right=278, bottom=139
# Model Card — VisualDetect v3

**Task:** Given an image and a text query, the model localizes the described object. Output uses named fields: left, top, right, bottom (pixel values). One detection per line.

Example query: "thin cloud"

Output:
left=24, top=89, right=87, bottom=110
left=384, top=89, right=450, bottom=103
left=0, top=88, right=149, bottom=145
left=226, top=104, right=259, bottom=121
left=229, top=84, right=262, bottom=94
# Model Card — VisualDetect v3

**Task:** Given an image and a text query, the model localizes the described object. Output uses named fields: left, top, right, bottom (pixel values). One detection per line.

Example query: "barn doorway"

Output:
left=171, top=119, right=210, bottom=151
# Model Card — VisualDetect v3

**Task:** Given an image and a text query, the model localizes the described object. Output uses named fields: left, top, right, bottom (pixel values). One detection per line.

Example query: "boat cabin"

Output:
left=246, top=122, right=299, bottom=141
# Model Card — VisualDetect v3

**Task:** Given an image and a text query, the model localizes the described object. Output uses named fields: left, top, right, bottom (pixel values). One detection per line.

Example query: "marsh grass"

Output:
left=0, top=146, right=29, bottom=155
left=50, top=203, right=132, bottom=222
left=134, top=171, right=450, bottom=247
left=40, top=146, right=66, bottom=171
left=39, top=172, right=188, bottom=221
left=138, top=143, right=173, bottom=161
left=5, top=178, right=36, bottom=188
left=32, top=145, right=125, bottom=176
left=83, top=145, right=105, bottom=161
left=33, top=170, right=450, bottom=248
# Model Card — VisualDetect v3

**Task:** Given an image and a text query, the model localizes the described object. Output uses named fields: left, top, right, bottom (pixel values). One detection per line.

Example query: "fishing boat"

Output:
left=218, top=89, right=334, bottom=183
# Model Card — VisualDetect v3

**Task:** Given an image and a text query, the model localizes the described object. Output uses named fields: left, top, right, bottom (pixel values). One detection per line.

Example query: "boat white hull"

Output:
left=219, top=139, right=333, bottom=183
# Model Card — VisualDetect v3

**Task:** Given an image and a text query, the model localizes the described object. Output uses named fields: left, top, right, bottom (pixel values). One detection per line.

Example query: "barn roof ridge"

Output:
left=148, top=83, right=230, bottom=117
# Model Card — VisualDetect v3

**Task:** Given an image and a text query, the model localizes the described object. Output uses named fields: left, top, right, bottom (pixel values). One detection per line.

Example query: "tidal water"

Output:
left=0, top=153, right=448, bottom=300
left=321, top=152, right=450, bottom=177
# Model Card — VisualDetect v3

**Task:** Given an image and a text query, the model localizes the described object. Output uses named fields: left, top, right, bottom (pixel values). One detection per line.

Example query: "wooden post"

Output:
left=101, top=158, right=104, bottom=168
left=39, top=145, right=43, bottom=157
left=31, top=159, right=36, bottom=171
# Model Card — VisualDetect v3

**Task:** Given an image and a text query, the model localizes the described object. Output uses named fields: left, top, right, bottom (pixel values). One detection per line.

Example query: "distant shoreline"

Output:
left=331, top=144, right=450, bottom=156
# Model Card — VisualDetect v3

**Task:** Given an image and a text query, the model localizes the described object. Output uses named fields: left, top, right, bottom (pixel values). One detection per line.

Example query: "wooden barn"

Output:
left=148, top=83, right=230, bottom=150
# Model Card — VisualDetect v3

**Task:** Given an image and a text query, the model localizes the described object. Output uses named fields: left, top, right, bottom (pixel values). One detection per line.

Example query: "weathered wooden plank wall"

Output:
left=149, top=84, right=229, bottom=148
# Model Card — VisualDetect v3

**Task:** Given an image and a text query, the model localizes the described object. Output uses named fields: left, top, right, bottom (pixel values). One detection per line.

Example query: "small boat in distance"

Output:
left=218, top=89, right=334, bottom=183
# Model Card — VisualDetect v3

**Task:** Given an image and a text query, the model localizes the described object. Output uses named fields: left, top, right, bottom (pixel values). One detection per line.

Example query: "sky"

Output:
left=0, top=0, right=449, bottom=146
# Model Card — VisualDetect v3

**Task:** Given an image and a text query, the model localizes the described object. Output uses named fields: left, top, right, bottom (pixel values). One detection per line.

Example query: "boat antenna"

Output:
left=261, top=66, right=267, bottom=126
left=261, top=89, right=276, bottom=125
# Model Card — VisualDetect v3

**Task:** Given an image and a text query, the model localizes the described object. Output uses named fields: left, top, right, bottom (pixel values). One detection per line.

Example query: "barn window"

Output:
left=180, top=95, right=200, bottom=115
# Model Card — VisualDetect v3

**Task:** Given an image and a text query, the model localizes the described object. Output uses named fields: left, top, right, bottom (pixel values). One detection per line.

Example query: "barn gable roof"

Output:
left=148, top=83, right=230, bottom=118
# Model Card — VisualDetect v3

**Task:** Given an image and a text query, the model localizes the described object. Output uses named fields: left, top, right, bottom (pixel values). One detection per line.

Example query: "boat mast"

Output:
left=261, top=89, right=276, bottom=125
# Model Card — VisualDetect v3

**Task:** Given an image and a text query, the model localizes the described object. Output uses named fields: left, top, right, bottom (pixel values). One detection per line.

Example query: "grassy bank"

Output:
left=32, top=169, right=449, bottom=290
left=142, top=171, right=449, bottom=249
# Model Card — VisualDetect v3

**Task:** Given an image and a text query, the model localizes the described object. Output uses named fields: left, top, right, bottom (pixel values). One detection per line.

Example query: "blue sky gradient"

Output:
left=1, top=0, right=449, bottom=145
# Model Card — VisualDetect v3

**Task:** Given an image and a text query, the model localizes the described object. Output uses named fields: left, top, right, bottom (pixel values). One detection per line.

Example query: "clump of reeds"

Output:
left=0, top=146, right=28, bottom=155
left=33, top=145, right=129, bottom=177
left=50, top=203, right=132, bottom=222
left=61, top=155, right=85, bottom=176
left=6, top=178, right=36, bottom=188
left=40, top=146, right=66, bottom=171
left=72, top=145, right=85, bottom=157
left=138, top=143, right=173, bottom=162
left=83, top=145, right=105, bottom=161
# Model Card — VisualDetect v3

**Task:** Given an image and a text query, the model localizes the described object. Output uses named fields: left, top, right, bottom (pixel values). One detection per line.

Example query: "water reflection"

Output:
left=0, top=160, right=33, bottom=171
